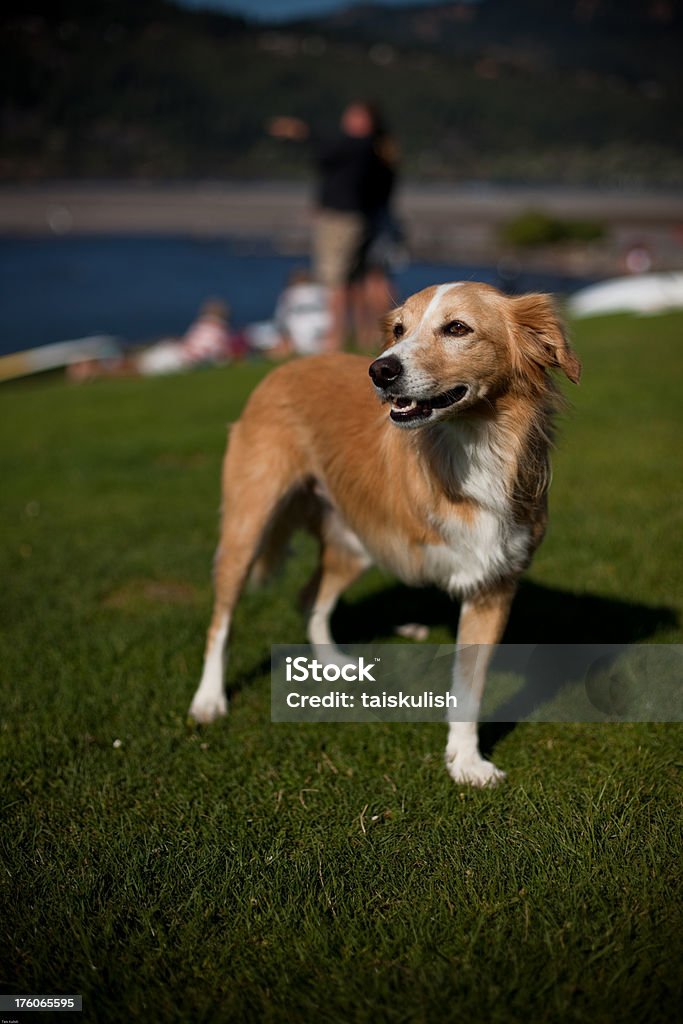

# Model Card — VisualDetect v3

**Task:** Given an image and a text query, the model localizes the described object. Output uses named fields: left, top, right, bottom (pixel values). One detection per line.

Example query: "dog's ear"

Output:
left=510, top=293, right=581, bottom=384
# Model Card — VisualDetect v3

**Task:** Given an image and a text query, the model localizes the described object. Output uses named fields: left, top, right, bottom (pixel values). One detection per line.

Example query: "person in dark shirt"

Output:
left=269, top=101, right=400, bottom=351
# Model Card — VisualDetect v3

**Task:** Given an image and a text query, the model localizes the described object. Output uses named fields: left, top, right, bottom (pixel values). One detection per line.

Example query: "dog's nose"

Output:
left=369, top=354, right=403, bottom=388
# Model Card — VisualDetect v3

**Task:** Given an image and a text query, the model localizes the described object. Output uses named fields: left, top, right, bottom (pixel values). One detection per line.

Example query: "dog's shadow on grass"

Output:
left=227, top=580, right=677, bottom=754
left=334, top=579, right=677, bottom=647
left=332, top=579, right=678, bottom=756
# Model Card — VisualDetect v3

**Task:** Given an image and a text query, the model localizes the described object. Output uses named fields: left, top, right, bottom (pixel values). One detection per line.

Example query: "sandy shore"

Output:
left=2, top=181, right=682, bottom=274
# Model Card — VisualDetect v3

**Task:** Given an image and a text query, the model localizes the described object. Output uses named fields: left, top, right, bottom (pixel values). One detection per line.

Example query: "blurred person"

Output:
left=269, top=100, right=402, bottom=351
left=136, top=297, right=233, bottom=375
left=68, top=297, right=233, bottom=380
left=275, top=268, right=331, bottom=356
left=244, top=269, right=331, bottom=359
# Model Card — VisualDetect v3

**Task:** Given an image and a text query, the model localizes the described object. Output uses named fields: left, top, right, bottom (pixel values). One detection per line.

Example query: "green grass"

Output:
left=1, top=313, right=682, bottom=1023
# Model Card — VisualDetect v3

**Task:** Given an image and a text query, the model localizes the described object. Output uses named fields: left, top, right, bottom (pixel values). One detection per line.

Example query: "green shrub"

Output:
left=501, top=209, right=605, bottom=247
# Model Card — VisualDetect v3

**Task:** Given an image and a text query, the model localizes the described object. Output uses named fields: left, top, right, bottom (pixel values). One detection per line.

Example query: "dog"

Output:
left=189, top=282, right=581, bottom=785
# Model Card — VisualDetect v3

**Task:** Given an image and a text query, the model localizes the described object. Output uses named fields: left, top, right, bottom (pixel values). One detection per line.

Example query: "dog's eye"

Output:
left=392, top=323, right=404, bottom=339
left=443, top=320, right=472, bottom=337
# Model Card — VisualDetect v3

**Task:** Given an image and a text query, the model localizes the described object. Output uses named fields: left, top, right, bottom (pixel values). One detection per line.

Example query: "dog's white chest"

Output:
left=422, top=509, right=531, bottom=596
left=420, top=421, right=531, bottom=595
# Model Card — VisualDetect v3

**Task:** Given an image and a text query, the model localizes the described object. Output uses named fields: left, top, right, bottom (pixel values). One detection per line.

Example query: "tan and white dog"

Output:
left=189, top=282, right=581, bottom=785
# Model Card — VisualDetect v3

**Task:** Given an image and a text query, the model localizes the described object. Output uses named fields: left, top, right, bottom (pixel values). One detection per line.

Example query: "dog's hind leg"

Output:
left=303, top=512, right=371, bottom=663
left=445, top=584, right=515, bottom=787
left=189, top=597, right=232, bottom=724
left=188, top=422, right=298, bottom=724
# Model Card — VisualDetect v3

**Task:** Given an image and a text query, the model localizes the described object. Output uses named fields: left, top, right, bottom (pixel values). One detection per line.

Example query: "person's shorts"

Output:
left=312, top=209, right=365, bottom=288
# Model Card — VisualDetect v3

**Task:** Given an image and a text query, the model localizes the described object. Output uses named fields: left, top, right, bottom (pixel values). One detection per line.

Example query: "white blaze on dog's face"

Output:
left=369, top=281, right=579, bottom=428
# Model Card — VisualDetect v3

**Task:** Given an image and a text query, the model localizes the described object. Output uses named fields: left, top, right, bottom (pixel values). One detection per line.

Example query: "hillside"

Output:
left=298, top=0, right=683, bottom=84
left=1, top=0, right=681, bottom=184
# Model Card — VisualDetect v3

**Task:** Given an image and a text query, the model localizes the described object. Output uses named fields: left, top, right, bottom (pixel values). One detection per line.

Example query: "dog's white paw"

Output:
left=445, top=753, right=506, bottom=788
left=188, top=692, right=228, bottom=724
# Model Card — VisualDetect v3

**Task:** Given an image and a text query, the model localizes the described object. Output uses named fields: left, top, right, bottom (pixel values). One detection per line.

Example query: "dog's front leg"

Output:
left=445, top=585, right=515, bottom=787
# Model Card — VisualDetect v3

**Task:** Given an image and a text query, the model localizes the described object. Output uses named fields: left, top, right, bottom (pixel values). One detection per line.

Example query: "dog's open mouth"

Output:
left=389, top=385, right=469, bottom=423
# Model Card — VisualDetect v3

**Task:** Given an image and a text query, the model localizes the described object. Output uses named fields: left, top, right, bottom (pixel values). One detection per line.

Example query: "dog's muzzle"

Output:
left=369, top=356, right=469, bottom=425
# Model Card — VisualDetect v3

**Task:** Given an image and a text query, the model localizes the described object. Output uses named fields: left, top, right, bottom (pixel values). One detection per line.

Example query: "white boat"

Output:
left=568, top=272, right=683, bottom=318
left=0, top=335, right=122, bottom=382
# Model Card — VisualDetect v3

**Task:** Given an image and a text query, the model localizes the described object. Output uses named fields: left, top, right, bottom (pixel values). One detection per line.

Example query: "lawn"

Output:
left=1, top=312, right=681, bottom=1023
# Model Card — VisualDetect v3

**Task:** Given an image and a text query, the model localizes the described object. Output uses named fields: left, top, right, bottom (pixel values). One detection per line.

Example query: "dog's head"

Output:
left=369, top=282, right=581, bottom=428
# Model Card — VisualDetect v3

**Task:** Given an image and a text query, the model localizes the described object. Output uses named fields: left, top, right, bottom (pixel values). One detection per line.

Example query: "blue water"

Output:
left=0, top=235, right=592, bottom=356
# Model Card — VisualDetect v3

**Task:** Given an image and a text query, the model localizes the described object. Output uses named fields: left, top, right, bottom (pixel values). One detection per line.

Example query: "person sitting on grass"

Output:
left=244, top=269, right=331, bottom=360
left=134, top=297, right=233, bottom=376
left=68, top=298, right=234, bottom=380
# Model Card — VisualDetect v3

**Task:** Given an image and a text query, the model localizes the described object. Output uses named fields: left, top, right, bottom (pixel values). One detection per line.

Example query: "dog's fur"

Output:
left=189, top=282, right=581, bottom=785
